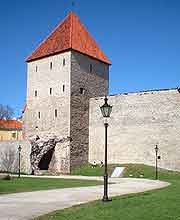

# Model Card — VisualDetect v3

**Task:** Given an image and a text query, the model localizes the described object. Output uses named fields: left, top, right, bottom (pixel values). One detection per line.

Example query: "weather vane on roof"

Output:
left=71, top=1, right=75, bottom=11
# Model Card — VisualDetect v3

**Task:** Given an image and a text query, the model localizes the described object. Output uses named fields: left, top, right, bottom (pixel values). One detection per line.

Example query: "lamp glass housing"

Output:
left=100, top=97, right=112, bottom=118
left=18, top=145, right=22, bottom=152
left=155, top=145, right=159, bottom=152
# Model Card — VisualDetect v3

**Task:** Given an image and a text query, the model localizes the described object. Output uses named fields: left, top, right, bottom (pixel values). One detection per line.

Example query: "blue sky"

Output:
left=1, top=0, right=180, bottom=117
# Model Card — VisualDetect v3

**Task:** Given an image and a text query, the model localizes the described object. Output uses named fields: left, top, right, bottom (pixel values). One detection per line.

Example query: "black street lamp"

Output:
left=154, top=145, right=159, bottom=180
left=100, top=96, right=112, bottom=202
left=18, top=145, right=22, bottom=178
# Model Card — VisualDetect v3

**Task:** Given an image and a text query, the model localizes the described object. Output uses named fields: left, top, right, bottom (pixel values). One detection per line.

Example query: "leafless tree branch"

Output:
left=0, top=104, right=14, bottom=120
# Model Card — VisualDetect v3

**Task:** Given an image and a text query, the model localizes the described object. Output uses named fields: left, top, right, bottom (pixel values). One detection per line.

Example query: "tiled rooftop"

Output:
left=26, top=12, right=111, bottom=64
left=0, top=120, right=22, bottom=130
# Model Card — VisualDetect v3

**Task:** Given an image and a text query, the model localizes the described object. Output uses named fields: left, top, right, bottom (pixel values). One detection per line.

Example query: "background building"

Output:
left=0, top=119, right=22, bottom=141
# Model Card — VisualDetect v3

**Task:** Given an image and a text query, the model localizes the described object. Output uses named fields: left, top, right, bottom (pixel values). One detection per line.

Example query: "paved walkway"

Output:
left=0, top=175, right=170, bottom=220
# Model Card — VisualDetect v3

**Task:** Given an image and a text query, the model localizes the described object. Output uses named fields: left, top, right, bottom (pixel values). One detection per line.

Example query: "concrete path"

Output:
left=0, top=175, right=170, bottom=220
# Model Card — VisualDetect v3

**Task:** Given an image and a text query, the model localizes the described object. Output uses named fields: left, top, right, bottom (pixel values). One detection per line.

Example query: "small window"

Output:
left=38, top=112, right=41, bottom=119
left=80, top=88, right=85, bottom=94
left=50, top=62, right=52, bottom=70
left=12, top=133, right=16, bottom=138
left=55, top=109, right=58, bottom=118
left=35, top=90, right=37, bottom=97
left=63, top=58, right=66, bottom=66
left=63, top=84, right=65, bottom=92
left=36, top=66, right=38, bottom=72
left=50, top=88, right=52, bottom=95
left=89, top=64, right=93, bottom=73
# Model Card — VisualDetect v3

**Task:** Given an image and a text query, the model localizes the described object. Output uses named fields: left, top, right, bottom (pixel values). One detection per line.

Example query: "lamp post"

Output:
left=18, top=145, right=22, bottom=178
left=100, top=96, right=112, bottom=202
left=154, top=145, right=159, bottom=180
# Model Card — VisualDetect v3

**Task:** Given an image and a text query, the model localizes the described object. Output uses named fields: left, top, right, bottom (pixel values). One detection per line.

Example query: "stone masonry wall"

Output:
left=24, top=51, right=72, bottom=173
left=70, top=51, right=109, bottom=170
left=24, top=51, right=71, bottom=138
left=89, top=89, right=180, bottom=171
left=29, top=135, right=70, bottom=174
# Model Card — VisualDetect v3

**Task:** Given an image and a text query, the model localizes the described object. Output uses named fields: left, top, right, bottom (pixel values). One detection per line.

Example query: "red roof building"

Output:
left=0, top=120, right=22, bottom=130
left=26, top=12, right=111, bottom=65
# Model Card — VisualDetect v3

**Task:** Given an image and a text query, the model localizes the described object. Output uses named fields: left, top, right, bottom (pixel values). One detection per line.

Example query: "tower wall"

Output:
left=23, top=52, right=72, bottom=173
left=24, top=50, right=109, bottom=173
left=70, top=51, right=109, bottom=170
left=89, top=89, right=180, bottom=171
left=24, top=51, right=71, bottom=138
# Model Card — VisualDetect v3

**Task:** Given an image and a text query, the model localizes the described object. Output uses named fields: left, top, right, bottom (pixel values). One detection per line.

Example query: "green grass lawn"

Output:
left=0, top=177, right=102, bottom=194
left=36, top=164, right=180, bottom=220
left=71, top=163, right=117, bottom=176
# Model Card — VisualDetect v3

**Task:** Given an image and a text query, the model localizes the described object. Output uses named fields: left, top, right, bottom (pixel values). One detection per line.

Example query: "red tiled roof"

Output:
left=0, top=120, right=22, bottom=130
left=26, top=12, right=111, bottom=64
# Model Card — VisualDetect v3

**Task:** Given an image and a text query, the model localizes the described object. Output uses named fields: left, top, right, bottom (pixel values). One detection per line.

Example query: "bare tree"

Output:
left=0, top=104, right=14, bottom=120
left=0, top=148, right=17, bottom=173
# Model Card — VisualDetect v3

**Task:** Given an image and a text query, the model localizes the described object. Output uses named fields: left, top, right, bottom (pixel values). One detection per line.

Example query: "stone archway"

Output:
left=38, top=148, right=54, bottom=170
left=30, top=135, right=71, bottom=173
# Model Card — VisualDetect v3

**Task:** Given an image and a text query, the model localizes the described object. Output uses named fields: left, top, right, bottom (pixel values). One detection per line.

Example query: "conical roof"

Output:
left=26, top=12, right=111, bottom=64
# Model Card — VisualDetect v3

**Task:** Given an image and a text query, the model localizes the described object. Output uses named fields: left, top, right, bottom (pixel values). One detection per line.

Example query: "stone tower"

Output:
left=23, top=12, right=111, bottom=173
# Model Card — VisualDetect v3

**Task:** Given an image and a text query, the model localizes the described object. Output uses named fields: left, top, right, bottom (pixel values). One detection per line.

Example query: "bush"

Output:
left=3, top=175, right=11, bottom=180
left=0, top=174, right=11, bottom=180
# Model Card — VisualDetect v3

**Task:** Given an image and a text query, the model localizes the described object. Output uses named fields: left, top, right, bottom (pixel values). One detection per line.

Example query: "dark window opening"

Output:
left=50, top=62, right=52, bottom=70
left=89, top=64, right=93, bottom=73
left=50, top=88, right=52, bottom=95
left=80, top=88, right=85, bottom=94
left=63, top=84, right=65, bottom=92
left=38, top=112, right=41, bottom=119
left=55, top=109, right=58, bottom=117
left=35, top=90, right=37, bottom=97
left=12, top=133, right=16, bottom=138
left=36, top=66, right=38, bottom=72
left=63, top=58, right=66, bottom=66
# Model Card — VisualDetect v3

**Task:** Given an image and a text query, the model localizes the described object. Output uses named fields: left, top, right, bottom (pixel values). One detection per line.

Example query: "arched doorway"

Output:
left=38, top=148, right=54, bottom=170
